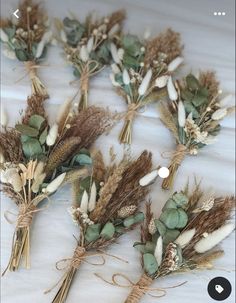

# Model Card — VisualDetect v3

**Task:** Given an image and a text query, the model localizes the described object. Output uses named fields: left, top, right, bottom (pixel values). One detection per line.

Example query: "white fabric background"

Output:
left=1, top=0, right=235, bottom=302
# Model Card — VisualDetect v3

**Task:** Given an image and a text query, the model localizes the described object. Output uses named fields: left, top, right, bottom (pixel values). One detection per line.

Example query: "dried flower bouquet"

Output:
left=159, top=71, right=235, bottom=189
left=124, top=185, right=235, bottom=303
left=0, top=0, right=53, bottom=97
left=109, top=29, right=183, bottom=144
left=0, top=94, right=114, bottom=274
left=56, top=10, right=126, bottom=111
left=48, top=150, right=153, bottom=303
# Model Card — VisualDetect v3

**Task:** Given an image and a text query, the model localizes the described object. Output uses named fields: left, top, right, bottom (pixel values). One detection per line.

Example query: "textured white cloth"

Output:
left=1, top=0, right=235, bottom=302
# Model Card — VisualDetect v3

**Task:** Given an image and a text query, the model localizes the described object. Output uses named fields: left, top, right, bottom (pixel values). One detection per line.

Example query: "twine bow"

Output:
left=125, top=103, right=141, bottom=122
left=95, top=272, right=187, bottom=300
left=45, top=246, right=128, bottom=294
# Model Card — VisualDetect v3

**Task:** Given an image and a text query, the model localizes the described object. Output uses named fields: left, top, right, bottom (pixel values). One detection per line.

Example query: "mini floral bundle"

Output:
left=159, top=71, right=235, bottom=189
left=123, top=185, right=235, bottom=303
left=48, top=150, right=153, bottom=303
left=0, top=0, right=53, bottom=97
left=56, top=10, right=126, bottom=111
left=0, top=93, right=114, bottom=274
left=109, top=28, right=183, bottom=144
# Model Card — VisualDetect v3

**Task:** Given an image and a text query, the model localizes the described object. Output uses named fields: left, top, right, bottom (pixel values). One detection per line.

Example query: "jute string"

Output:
left=95, top=272, right=187, bottom=303
left=170, top=144, right=188, bottom=166
left=45, top=246, right=128, bottom=294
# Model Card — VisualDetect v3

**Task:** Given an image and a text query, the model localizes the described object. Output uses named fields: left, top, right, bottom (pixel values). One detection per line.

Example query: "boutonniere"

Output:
left=109, top=28, right=183, bottom=144
left=0, top=0, right=53, bottom=97
left=159, top=71, right=235, bottom=189
left=106, top=185, right=235, bottom=303
left=47, top=149, right=153, bottom=303
left=55, top=10, right=126, bottom=111
left=0, top=94, right=114, bottom=274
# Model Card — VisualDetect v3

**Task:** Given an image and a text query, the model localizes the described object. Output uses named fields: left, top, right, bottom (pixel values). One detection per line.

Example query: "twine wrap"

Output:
left=119, top=103, right=140, bottom=144
left=79, top=69, right=89, bottom=111
left=17, top=203, right=36, bottom=228
left=162, top=144, right=187, bottom=190
left=124, top=273, right=153, bottom=303
left=24, top=61, right=48, bottom=97
left=71, top=246, right=86, bottom=268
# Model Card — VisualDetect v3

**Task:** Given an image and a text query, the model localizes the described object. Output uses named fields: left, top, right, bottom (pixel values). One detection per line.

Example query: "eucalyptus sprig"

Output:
left=0, top=0, right=53, bottom=97
left=159, top=71, right=235, bottom=189
left=0, top=94, right=114, bottom=274
left=56, top=10, right=126, bottom=111
left=123, top=185, right=235, bottom=303
left=48, top=149, right=153, bottom=303
left=109, top=29, right=183, bottom=144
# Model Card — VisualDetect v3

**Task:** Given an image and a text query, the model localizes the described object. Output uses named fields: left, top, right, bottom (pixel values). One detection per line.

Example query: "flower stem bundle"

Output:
left=48, top=150, right=153, bottom=303
left=109, top=29, right=183, bottom=144
left=124, top=185, right=235, bottom=303
left=159, top=71, right=235, bottom=189
left=0, top=94, right=114, bottom=274
left=56, top=10, right=126, bottom=111
left=0, top=0, right=53, bottom=97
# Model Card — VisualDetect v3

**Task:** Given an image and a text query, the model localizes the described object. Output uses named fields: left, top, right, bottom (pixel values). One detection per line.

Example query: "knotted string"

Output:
left=95, top=272, right=187, bottom=301
left=45, top=246, right=128, bottom=294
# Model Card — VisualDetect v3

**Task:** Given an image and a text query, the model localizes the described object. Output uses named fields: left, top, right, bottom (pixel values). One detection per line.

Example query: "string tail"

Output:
left=24, top=61, right=48, bottom=97
left=162, top=144, right=187, bottom=190
left=51, top=266, right=77, bottom=303
left=2, top=226, right=31, bottom=275
left=119, top=118, right=133, bottom=145
left=124, top=274, right=153, bottom=303
left=78, top=71, right=89, bottom=112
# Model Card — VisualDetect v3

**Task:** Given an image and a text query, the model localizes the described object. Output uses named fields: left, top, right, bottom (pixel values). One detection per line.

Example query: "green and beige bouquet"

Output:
left=47, top=150, right=153, bottom=303
left=123, top=185, right=235, bottom=303
left=109, top=28, right=183, bottom=144
left=0, top=93, right=114, bottom=274
left=0, top=0, right=53, bottom=97
left=159, top=71, right=235, bottom=189
left=55, top=10, right=126, bottom=111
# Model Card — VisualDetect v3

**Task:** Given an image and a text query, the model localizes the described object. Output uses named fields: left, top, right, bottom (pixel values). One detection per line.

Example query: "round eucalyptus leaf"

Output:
left=162, top=198, right=177, bottom=210
left=163, top=229, right=180, bottom=245
left=186, top=74, right=200, bottom=90
left=134, top=212, right=144, bottom=224
left=143, top=253, right=158, bottom=276
left=160, top=208, right=179, bottom=229
left=100, top=222, right=115, bottom=240
left=85, top=223, right=101, bottom=243
left=176, top=209, right=188, bottom=228
left=15, top=49, right=29, bottom=61
left=172, top=192, right=188, bottom=208
left=123, top=216, right=135, bottom=227
left=29, top=114, right=45, bottom=130
left=154, top=219, right=167, bottom=236
left=15, top=124, right=39, bottom=137
left=22, top=138, right=42, bottom=159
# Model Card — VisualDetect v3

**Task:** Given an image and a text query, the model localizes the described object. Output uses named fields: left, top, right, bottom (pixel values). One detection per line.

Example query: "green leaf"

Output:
left=122, top=34, right=143, bottom=56
left=162, top=198, right=177, bottom=210
left=186, top=74, right=200, bottom=90
left=29, top=115, right=45, bottom=130
left=172, top=192, right=188, bottom=208
left=63, top=17, right=80, bottom=28
left=176, top=209, right=188, bottom=228
left=15, top=124, right=39, bottom=137
left=209, top=124, right=221, bottom=136
left=160, top=208, right=179, bottom=229
left=74, top=154, right=92, bottom=165
left=73, top=67, right=81, bottom=78
left=123, top=216, right=135, bottom=227
left=154, top=219, right=167, bottom=236
left=184, top=101, right=199, bottom=118
left=181, top=89, right=194, bottom=101
left=123, top=53, right=140, bottom=69
left=134, top=212, right=144, bottom=224
left=133, top=242, right=147, bottom=253
left=143, top=253, right=158, bottom=275
left=3, top=27, right=16, bottom=40
left=85, top=223, right=101, bottom=243
left=192, top=92, right=207, bottom=107
left=97, top=41, right=110, bottom=64
left=15, top=49, right=29, bottom=61
left=145, top=241, right=156, bottom=253
left=21, top=135, right=30, bottom=143
left=22, top=138, right=43, bottom=159
left=100, top=222, right=115, bottom=240
left=39, top=127, right=48, bottom=145
left=115, top=226, right=125, bottom=234
left=163, top=229, right=180, bottom=245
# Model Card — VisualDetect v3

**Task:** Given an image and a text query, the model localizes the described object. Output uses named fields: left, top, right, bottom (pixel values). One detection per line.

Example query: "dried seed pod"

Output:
left=118, top=205, right=137, bottom=218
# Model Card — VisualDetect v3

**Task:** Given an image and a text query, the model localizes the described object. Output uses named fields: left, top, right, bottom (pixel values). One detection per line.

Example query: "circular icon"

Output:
left=208, top=277, right=232, bottom=301
left=158, top=167, right=170, bottom=179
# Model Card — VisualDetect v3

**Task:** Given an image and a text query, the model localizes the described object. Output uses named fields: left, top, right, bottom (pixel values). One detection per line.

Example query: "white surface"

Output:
left=1, top=0, right=235, bottom=302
